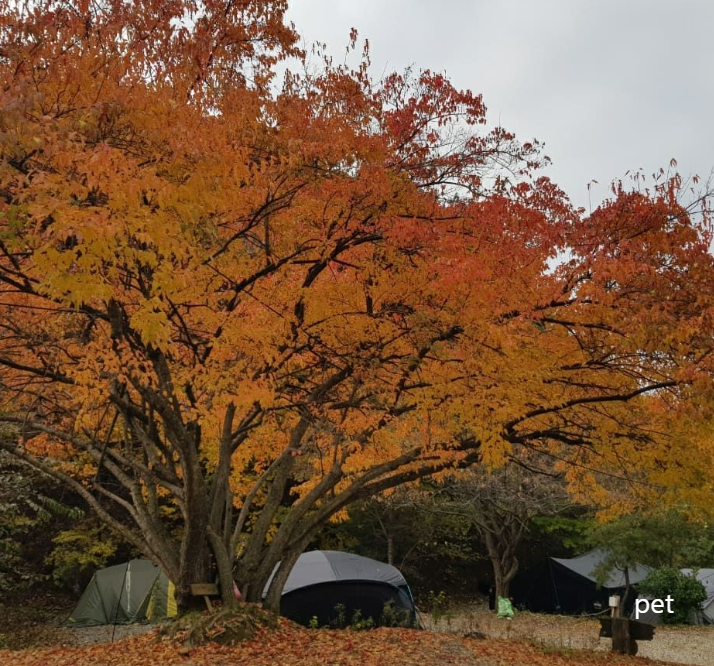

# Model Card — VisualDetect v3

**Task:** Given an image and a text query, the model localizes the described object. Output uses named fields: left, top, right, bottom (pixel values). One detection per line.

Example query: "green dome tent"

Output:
left=67, top=559, right=177, bottom=627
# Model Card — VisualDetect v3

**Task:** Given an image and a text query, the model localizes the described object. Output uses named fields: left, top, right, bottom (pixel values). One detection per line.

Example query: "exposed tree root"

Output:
left=157, top=603, right=279, bottom=647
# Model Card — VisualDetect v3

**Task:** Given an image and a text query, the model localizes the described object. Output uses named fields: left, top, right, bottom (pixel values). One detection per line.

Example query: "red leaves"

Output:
left=0, top=627, right=679, bottom=666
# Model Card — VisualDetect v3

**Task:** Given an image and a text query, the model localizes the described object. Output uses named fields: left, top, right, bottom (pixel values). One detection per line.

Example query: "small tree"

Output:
left=46, top=525, right=118, bottom=595
left=638, top=568, right=707, bottom=624
left=445, top=461, right=570, bottom=600
left=317, top=485, right=479, bottom=596
left=589, top=509, right=714, bottom=613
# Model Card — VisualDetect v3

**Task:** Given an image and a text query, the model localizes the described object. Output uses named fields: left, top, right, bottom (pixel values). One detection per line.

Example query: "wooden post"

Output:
left=602, top=596, right=640, bottom=655
left=599, top=617, right=654, bottom=653
left=611, top=617, right=637, bottom=655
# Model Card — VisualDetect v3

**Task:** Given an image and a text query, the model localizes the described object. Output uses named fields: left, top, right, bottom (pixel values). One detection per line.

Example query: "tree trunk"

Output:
left=620, top=566, right=631, bottom=617
left=492, top=558, right=512, bottom=599
left=237, top=534, right=288, bottom=604
left=262, top=546, right=302, bottom=612
left=175, top=455, right=212, bottom=610
left=387, top=533, right=394, bottom=566
left=484, top=531, right=519, bottom=602
left=208, top=529, right=237, bottom=606
left=176, top=538, right=211, bottom=610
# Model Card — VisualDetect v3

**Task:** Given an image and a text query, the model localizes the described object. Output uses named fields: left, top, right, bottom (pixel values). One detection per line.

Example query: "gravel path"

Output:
left=423, top=607, right=714, bottom=666
left=54, top=623, right=158, bottom=646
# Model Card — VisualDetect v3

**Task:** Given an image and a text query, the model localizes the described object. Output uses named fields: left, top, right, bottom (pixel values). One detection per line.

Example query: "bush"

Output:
left=349, top=609, right=375, bottom=631
left=426, top=589, right=448, bottom=624
left=0, top=450, right=86, bottom=592
left=320, top=601, right=413, bottom=630
left=46, top=526, right=117, bottom=594
left=638, top=568, right=707, bottom=624
left=379, top=600, right=414, bottom=628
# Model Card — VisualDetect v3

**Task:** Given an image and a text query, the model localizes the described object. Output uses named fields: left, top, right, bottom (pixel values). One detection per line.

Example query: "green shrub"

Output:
left=638, top=568, right=707, bottom=624
left=331, top=602, right=348, bottom=628
left=349, top=609, right=374, bottom=631
left=426, top=589, right=448, bottom=624
left=46, top=526, right=117, bottom=594
left=379, top=600, right=414, bottom=628
left=0, top=450, right=87, bottom=592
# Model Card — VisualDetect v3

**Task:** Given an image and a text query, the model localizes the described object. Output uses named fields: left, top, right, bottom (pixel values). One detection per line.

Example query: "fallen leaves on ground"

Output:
left=463, top=638, right=677, bottom=666
left=0, top=619, right=686, bottom=666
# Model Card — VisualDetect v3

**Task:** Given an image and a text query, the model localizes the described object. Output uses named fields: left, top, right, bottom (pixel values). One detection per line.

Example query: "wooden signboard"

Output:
left=190, top=583, right=219, bottom=610
left=190, top=583, right=219, bottom=597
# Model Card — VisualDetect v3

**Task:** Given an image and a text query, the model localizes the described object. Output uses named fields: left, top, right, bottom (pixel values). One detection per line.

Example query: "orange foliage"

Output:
left=1, top=0, right=714, bottom=601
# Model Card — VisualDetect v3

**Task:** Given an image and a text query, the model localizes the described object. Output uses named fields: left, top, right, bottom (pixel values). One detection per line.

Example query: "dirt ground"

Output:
left=0, top=597, right=156, bottom=650
left=2, top=597, right=711, bottom=664
left=422, top=605, right=714, bottom=666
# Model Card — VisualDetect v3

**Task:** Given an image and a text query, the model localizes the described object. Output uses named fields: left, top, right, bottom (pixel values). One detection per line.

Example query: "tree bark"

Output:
left=175, top=451, right=212, bottom=610
left=176, top=525, right=211, bottom=609
left=208, top=528, right=236, bottom=606
left=492, top=557, right=518, bottom=599
left=262, top=532, right=314, bottom=612
left=484, top=531, right=519, bottom=601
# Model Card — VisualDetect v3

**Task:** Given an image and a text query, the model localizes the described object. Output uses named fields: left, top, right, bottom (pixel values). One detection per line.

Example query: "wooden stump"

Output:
left=611, top=617, right=638, bottom=655
left=600, top=617, right=653, bottom=655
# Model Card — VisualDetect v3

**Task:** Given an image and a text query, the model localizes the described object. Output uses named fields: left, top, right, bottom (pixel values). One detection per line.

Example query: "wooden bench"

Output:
left=190, top=583, right=220, bottom=611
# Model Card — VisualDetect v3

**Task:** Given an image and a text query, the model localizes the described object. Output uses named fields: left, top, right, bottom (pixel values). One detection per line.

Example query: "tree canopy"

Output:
left=1, top=0, right=714, bottom=608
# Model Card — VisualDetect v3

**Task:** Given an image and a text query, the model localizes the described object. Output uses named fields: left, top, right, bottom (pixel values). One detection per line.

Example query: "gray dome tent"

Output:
left=262, top=550, right=416, bottom=627
left=67, top=559, right=177, bottom=627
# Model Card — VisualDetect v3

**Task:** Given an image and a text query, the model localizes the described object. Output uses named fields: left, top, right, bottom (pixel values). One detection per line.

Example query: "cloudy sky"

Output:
left=286, top=0, right=714, bottom=211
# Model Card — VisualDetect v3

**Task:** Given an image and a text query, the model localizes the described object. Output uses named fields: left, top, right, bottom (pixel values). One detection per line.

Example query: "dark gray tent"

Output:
left=549, top=549, right=652, bottom=614
left=263, top=550, right=416, bottom=627
left=67, top=559, right=177, bottom=627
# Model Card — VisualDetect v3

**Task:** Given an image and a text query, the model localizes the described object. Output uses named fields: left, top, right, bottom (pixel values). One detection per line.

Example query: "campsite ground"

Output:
left=423, top=604, right=714, bottom=666
left=1, top=596, right=711, bottom=665
left=0, top=621, right=696, bottom=666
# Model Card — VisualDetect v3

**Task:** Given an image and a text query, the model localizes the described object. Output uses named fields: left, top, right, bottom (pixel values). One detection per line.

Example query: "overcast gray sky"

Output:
left=286, top=0, right=714, bottom=211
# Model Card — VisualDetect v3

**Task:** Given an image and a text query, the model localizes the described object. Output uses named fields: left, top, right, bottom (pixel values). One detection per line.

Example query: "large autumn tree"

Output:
left=1, top=0, right=714, bottom=610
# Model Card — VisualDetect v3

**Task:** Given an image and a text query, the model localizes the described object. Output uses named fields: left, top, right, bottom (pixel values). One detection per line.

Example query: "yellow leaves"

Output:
left=560, top=463, right=613, bottom=509
left=24, top=433, right=68, bottom=460
left=329, top=508, right=350, bottom=523
left=476, top=434, right=512, bottom=470
left=39, top=271, right=114, bottom=308
left=130, top=298, right=172, bottom=352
